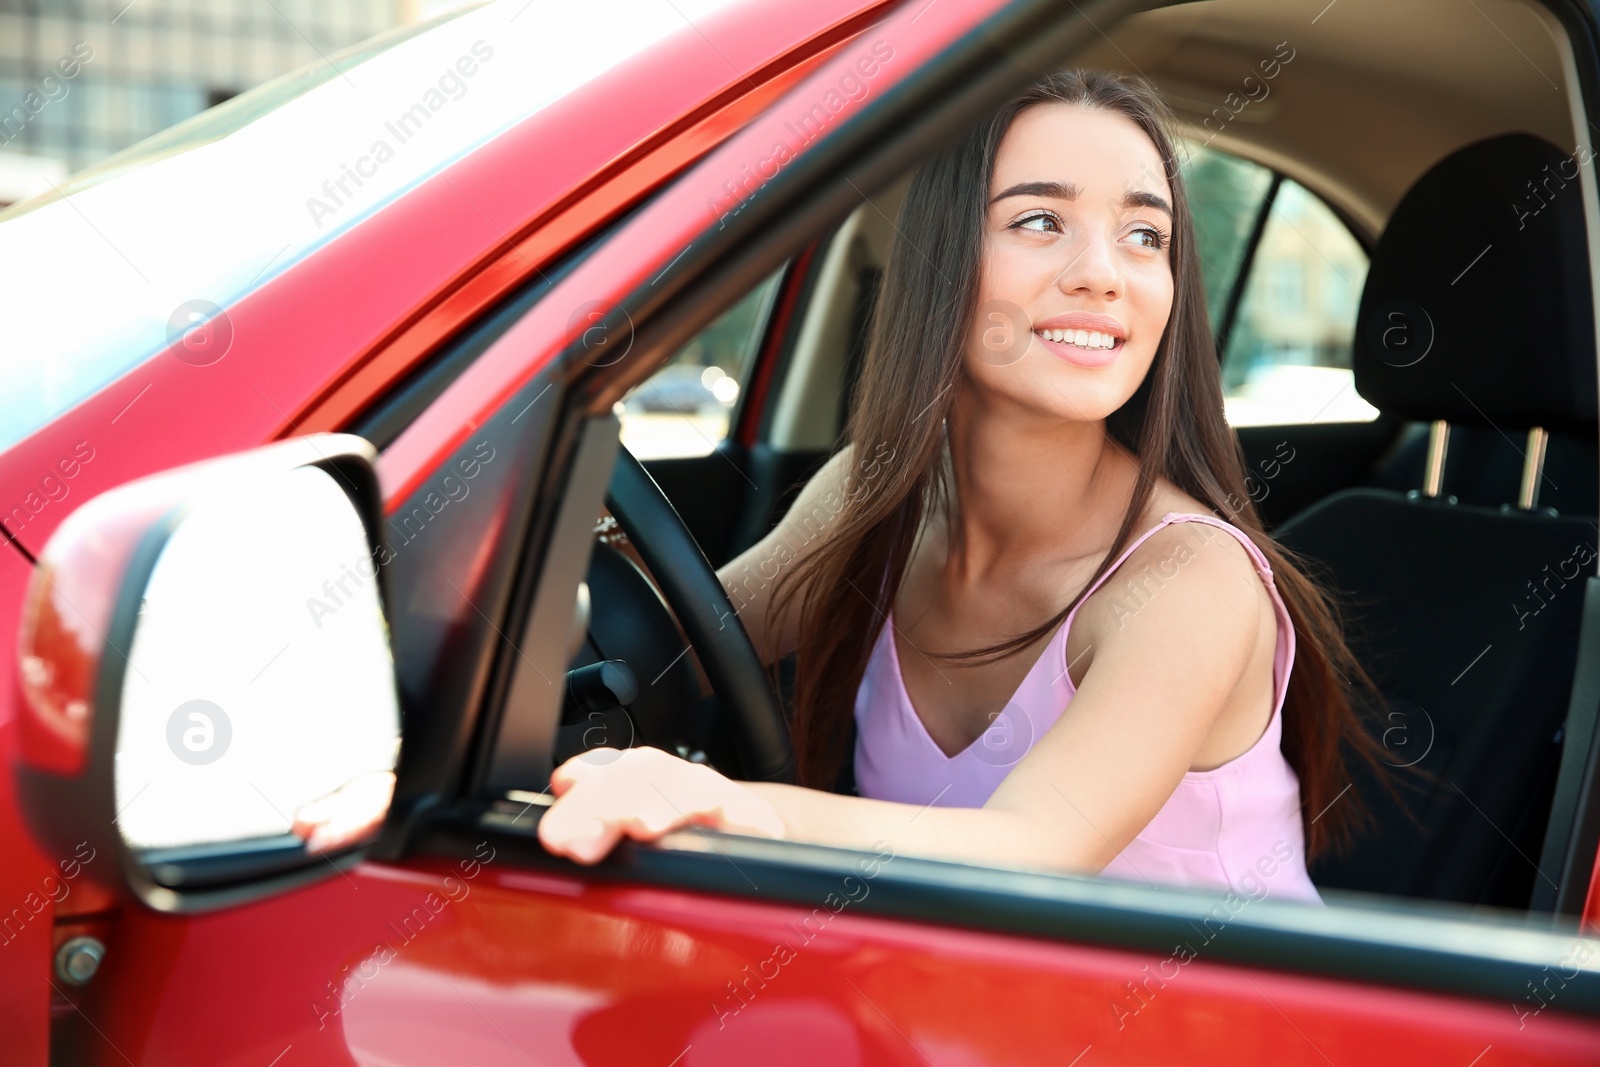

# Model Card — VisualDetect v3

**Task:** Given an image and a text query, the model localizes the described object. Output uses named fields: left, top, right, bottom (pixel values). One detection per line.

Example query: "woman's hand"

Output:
left=291, top=770, right=396, bottom=853
left=537, top=746, right=787, bottom=864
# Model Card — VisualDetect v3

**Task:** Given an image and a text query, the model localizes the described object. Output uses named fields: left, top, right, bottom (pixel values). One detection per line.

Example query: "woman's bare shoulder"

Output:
left=1127, top=480, right=1259, bottom=580
left=1137, top=477, right=1215, bottom=526
left=1070, top=479, right=1265, bottom=636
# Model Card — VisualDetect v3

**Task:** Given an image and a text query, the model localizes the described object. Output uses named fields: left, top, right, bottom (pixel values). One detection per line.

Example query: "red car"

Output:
left=3, top=0, right=1600, bottom=1062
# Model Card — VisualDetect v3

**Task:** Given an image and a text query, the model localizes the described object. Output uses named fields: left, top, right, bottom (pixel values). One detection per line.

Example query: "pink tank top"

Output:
left=852, top=512, right=1324, bottom=906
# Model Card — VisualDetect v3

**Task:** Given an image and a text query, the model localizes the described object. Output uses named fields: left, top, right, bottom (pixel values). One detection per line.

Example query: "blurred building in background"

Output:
left=0, top=0, right=471, bottom=206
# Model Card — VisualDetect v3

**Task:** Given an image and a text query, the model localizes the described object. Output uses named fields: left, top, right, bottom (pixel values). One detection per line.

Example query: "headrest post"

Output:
left=1518, top=427, right=1549, bottom=510
left=1423, top=420, right=1451, bottom=498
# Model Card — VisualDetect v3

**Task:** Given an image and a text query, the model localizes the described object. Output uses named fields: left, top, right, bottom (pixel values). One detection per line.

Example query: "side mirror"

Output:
left=13, top=434, right=402, bottom=911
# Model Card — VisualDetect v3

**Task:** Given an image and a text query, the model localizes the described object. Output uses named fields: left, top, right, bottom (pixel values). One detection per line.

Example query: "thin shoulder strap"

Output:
left=1166, top=512, right=1276, bottom=575
left=1082, top=511, right=1295, bottom=714
left=1062, top=512, right=1187, bottom=631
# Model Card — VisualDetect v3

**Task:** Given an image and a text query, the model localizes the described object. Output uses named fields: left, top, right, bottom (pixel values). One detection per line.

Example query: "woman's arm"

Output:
left=714, top=442, right=864, bottom=666
left=541, top=522, right=1266, bottom=874
left=590, top=444, right=861, bottom=702
left=539, top=745, right=1085, bottom=871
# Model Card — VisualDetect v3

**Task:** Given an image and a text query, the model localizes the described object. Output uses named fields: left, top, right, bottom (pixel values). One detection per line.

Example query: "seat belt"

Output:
left=1533, top=575, right=1600, bottom=916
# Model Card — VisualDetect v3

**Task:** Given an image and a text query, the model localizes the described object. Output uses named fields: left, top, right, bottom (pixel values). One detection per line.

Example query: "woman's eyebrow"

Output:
left=1125, top=189, right=1173, bottom=216
left=989, top=179, right=1172, bottom=217
left=989, top=179, right=1080, bottom=204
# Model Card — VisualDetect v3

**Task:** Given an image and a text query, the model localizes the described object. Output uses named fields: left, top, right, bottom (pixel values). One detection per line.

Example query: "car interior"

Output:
left=565, top=0, right=1600, bottom=922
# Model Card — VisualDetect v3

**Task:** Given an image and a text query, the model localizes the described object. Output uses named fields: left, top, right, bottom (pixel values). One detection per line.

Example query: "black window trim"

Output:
left=1214, top=168, right=1281, bottom=361
left=419, top=804, right=1600, bottom=1019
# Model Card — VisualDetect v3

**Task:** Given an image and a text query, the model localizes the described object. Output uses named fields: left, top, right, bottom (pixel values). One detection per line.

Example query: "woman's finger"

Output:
left=548, top=748, right=614, bottom=795
left=291, top=771, right=396, bottom=853
left=538, top=748, right=713, bottom=862
left=563, top=813, right=622, bottom=865
left=537, top=776, right=648, bottom=863
left=546, top=784, right=678, bottom=858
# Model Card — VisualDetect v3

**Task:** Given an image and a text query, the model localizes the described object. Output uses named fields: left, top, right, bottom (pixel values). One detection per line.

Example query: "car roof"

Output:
left=1077, top=0, right=1577, bottom=239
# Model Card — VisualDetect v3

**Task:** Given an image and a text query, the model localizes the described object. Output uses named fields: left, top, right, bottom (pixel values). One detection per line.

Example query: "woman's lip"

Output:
left=1033, top=313, right=1126, bottom=335
left=1036, top=331, right=1121, bottom=367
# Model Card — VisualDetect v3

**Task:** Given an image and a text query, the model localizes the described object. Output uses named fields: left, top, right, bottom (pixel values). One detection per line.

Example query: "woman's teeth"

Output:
left=1038, top=328, right=1117, bottom=350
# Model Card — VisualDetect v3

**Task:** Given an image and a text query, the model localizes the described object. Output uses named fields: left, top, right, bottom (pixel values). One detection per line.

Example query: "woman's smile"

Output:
left=1032, top=310, right=1127, bottom=367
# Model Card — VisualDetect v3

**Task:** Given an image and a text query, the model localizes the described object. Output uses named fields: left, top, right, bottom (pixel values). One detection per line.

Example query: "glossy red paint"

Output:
left=0, top=541, right=51, bottom=1064
left=291, top=4, right=895, bottom=440
left=15, top=462, right=183, bottom=777
left=1589, top=854, right=1600, bottom=933
left=734, top=241, right=820, bottom=449
left=61, top=855, right=1600, bottom=1065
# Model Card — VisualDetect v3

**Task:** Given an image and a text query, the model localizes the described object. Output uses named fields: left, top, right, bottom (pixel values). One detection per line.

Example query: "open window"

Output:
left=453, top=0, right=1600, bottom=921
left=619, top=268, right=784, bottom=460
left=351, top=0, right=1600, bottom=1046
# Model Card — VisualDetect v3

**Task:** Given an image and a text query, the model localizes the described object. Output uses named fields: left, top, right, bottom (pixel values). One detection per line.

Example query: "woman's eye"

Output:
left=1128, top=226, right=1168, bottom=250
left=1012, top=212, right=1061, bottom=234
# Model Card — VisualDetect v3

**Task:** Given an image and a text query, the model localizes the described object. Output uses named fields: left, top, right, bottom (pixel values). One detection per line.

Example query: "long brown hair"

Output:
left=766, top=69, right=1401, bottom=862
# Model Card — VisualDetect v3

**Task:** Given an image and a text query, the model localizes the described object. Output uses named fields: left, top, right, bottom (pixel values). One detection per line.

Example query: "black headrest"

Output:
left=1355, top=133, right=1597, bottom=432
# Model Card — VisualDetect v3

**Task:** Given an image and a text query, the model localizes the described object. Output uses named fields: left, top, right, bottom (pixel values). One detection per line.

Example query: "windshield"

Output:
left=0, top=6, right=487, bottom=226
left=0, top=0, right=747, bottom=456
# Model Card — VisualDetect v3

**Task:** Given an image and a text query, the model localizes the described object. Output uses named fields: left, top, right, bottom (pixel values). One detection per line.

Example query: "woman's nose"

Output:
left=1053, top=228, right=1120, bottom=298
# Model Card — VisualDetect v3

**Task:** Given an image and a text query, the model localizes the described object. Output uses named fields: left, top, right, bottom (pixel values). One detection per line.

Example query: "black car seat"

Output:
left=1274, top=133, right=1600, bottom=910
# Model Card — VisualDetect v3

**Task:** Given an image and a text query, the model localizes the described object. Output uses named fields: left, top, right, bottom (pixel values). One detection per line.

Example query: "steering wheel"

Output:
left=604, top=447, right=796, bottom=783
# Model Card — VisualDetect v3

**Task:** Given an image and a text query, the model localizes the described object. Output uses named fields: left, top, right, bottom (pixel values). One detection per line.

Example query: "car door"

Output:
left=41, top=0, right=1600, bottom=1064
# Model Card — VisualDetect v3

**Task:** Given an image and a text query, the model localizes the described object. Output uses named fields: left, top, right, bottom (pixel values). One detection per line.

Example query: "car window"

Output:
left=619, top=268, right=783, bottom=459
left=0, top=4, right=488, bottom=222
left=1219, top=180, right=1378, bottom=425
left=1183, top=143, right=1379, bottom=427
left=385, top=0, right=1600, bottom=984
left=1181, top=142, right=1275, bottom=329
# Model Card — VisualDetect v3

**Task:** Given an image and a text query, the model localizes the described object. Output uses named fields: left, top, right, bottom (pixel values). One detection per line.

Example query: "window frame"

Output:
left=615, top=263, right=788, bottom=461
left=360, top=0, right=1600, bottom=1014
left=1213, top=167, right=1282, bottom=361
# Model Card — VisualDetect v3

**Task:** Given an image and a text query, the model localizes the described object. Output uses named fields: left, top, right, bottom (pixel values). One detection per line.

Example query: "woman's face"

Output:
left=965, top=102, right=1176, bottom=424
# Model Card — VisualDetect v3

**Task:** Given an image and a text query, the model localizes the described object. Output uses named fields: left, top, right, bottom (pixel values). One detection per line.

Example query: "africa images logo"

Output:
left=305, top=40, right=495, bottom=229
left=0, top=41, right=94, bottom=148
left=704, top=38, right=894, bottom=231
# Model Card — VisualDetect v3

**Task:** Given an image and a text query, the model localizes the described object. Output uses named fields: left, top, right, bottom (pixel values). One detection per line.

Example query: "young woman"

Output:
left=537, top=69, right=1392, bottom=905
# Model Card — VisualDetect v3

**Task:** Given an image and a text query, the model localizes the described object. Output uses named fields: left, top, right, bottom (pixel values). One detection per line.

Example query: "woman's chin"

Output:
left=961, top=356, right=1144, bottom=424
left=1010, top=390, right=1132, bottom=426
left=1027, top=370, right=1142, bottom=424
